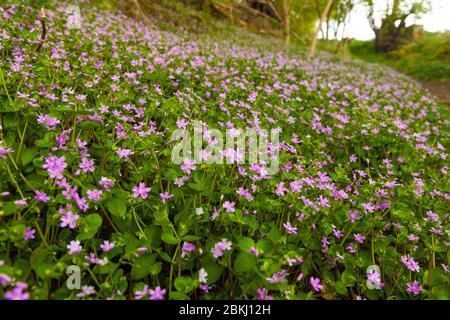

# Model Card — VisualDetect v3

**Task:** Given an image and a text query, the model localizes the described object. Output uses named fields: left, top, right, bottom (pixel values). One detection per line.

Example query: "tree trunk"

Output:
left=308, top=0, right=333, bottom=58
left=282, top=0, right=290, bottom=45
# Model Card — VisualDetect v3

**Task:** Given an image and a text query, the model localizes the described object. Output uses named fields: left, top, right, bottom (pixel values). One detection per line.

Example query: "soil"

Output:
left=419, top=80, right=450, bottom=107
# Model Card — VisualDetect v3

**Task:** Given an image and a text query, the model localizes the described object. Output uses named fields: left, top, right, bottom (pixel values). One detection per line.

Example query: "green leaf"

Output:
left=432, top=285, right=450, bottom=300
left=131, top=254, right=156, bottom=280
left=169, top=291, right=190, bottom=300
left=256, top=238, right=273, bottom=254
left=143, top=225, right=162, bottom=248
left=174, top=276, right=195, bottom=293
left=200, top=257, right=224, bottom=284
left=335, top=281, right=348, bottom=295
left=238, top=237, right=254, bottom=252
left=149, top=262, right=162, bottom=276
left=77, top=214, right=102, bottom=240
left=161, top=231, right=178, bottom=245
left=187, top=183, right=208, bottom=192
left=235, top=252, right=257, bottom=273
left=21, top=148, right=37, bottom=166
left=182, top=235, right=201, bottom=242
left=107, top=196, right=127, bottom=217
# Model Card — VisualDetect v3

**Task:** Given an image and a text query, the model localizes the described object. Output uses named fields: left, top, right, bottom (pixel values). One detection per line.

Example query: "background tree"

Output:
left=309, top=0, right=334, bottom=58
left=365, top=0, right=430, bottom=53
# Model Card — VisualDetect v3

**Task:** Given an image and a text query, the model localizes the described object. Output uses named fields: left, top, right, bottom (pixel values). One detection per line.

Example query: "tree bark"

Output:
left=282, top=0, right=290, bottom=45
left=308, top=0, right=333, bottom=58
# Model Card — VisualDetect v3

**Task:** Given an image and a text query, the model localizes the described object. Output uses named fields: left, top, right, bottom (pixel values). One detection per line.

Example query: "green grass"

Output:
left=349, top=32, right=450, bottom=81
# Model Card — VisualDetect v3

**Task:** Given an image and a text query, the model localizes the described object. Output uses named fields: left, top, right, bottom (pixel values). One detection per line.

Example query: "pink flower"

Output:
left=99, top=177, right=115, bottom=191
left=181, top=159, right=196, bottom=174
left=249, top=246, right=259, bottom=257
left=310, top=277, right=323, bottom=292
left=236, top=187, right=253, bottom=201
left=159, top=192, right=173, bottom=203
left=133, top=182, right=151, bottom=199
left=60, top=211, right=79, bottom=229
left=23, top=227, right=35, bottom=240
left=401, top=254, right=420, bottom=272
left=181, top=242, right=196, bottom=258
left=212, top=239, right=232, bottom=258
left=43, top=155, right=67, bottom=179
left=116, top=148, right=134, bottom=161
left=34, top=190, right=50, bottom=203
left=67, top=240, right=82, bottom=254
left=100, top=241, right=115, bottom=252
left=14, top=199, right=27, bottom=207
left=354, top=233, right=365, bottom=244
left=87, top=189, right=103, bottom=201
left=223, top=201, right=235, bottom=213
left=275, top=181, right=288, bottom=196
left=149, top=286, right=166, bottom=300
left=0, top=146, right=13, bottom=159
left=4, top=282, right=29, bottom=300
left=407, top=281, right=422, bottom=295
left=257, top=288, right=272, bottom=300
left=79, top=158, right=95, bottom=173
left=283, top=222, right=298, bottom=235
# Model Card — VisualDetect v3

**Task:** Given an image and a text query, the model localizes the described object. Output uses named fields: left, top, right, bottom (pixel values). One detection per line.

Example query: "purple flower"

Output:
left=407, top=281, right=422, bottom=295
left=23, top=227, right=35, bottom=240
left=199, top=284, right=212, bottom=293
left=99, top=177, right=115, bottom=191
left=236, top=187, right=253, bottom=201
left=283, top=222, right=298, bottom=235
left=401, top=255, right=420, bottom=272
left=181, top=242, right=197, bottom=258
left=354, top=233, right=366, bottom=244
left=180, top=159, right=196, bottom=174
left=249, top=246, right=259, bottom=257
left=275, top=181, right=288, bottom=196
left=67, top=240, right=82, bottom=254
left=100, top=240, right=115, bottom=252
left=34, top=190, right=50, bottom=203
left=267, top=269, right=289, bottom=283
left=4, top=282, right=29, bottom=300
left=0, top=273, right=13, bottom=287
left=135, top=285, right=149, bottom=300
left=257, top=288, right=272, bottom=300
left=14, top=199, right=27, bottom=207
left=87, top=189, right=103, bottom=201
left=0, top=146, right=14, bottom=159
left=60, top=211, right=79, bottom=229
left=367, top=269, right=382, bottom=287
left=149, top=286, right=166, bottom=300
left=76, top=285, right=95, bottom=299
left=43, top=155, right=67, bottom=179
left=310, top=277, right=323, bottom=292
left=159, top=192, right=173, bottom=203
left=116, top=148, right=134, bottom=161
left=133, top=182, right=151, bottom=199
left=223, top=201, right=235, bottom=213
left=85, top=252, right=101, bottom=265
left=79, top=158, right=95, bottom=173
left=212, top=239, right=232, bottom=258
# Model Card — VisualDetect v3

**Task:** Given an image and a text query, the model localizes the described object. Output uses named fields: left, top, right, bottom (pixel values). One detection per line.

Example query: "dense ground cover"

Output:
left=0, top=1, right=449, bottom=300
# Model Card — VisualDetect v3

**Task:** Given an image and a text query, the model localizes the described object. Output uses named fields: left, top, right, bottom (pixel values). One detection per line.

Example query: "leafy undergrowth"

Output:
left=0, top=1, right=449, bottom=300
left=350, top=33, right=450, bottom=81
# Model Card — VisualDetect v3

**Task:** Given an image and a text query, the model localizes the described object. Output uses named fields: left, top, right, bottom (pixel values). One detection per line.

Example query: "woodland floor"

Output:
left=420, top=80, right=450, bottom=107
